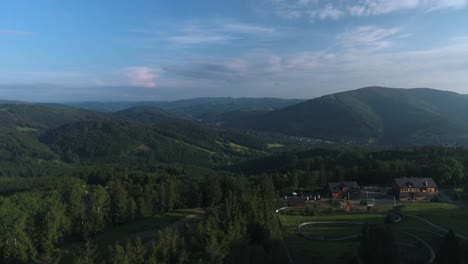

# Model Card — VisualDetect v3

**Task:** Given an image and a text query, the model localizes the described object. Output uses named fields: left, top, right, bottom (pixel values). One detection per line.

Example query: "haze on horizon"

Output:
left=1, top=0, right=468, bottom=102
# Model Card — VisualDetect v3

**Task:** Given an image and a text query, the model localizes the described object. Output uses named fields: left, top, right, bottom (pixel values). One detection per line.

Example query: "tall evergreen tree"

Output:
left=74, top=239, right=97, bottom=264
left=437, top=229, right=461, bottom=264
left=359, top=224, right=398, bottom=264
left=107, top=242, right=129, bottom=264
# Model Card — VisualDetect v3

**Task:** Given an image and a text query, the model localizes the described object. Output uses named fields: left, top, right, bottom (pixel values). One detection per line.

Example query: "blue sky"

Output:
left=1, top=0, right=468, bottom=101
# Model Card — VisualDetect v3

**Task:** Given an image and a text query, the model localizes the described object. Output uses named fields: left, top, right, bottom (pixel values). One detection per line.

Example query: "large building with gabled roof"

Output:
left=392, top=177, right=438, bottom=200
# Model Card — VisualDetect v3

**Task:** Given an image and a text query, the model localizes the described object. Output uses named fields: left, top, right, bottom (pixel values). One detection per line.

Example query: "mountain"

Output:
left=66, top=97, right=306, bottom=120
left=226, top=87, right=468, bottom=145
left=0, top=104, right=104, bottom=130
left=112, top=106, right=187, bottom=126
left=41, top=119, right=267, bottom=166
left=0, top=103, right=269, bottom=175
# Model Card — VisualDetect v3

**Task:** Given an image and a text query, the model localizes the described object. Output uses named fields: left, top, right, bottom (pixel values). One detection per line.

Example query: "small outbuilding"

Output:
left=328, top=181, right=360, bottom=199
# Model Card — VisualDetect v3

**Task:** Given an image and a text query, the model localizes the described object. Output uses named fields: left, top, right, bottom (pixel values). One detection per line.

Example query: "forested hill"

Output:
left=66, top=97, right=306, bottom=119
left=0, top=103, right=270, bottom=176
left=112, top=106, right=187, bottom=126
left=0, top=104, right=104, bottom=130
left=226, top=87, right=468, bottom=145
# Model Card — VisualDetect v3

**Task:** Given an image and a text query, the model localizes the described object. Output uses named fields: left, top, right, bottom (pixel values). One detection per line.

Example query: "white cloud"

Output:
left=220, top=22, right=275, bottom=34
left=318, top=4, right=345, bottom=20
left=352, top=0, right=468, bottom=15
left=121, top=66, right=163, bottom=88
left=157, top=36, right=468, bottom=98
left=263, top=0, right=468, bottom=20
left=168, top=34, right=237, bottom=45
left=337, top=26, right=403, bottom=50
left=3, top=37, right=468, bottom=100
left=155, top=20, right=275, bottom=46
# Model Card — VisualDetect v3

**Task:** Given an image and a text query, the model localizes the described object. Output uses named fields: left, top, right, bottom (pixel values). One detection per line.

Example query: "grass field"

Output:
left=228, top=142, right=249, bottom=152
left=278, top=202, right=468, bottom=263
left=15, top=126, right=38, bottom=132
left=278, top=213, right=385, bottom=264
left=267, top=143, right=284, bottom=149
left=399, top=202, right=468, bottom=236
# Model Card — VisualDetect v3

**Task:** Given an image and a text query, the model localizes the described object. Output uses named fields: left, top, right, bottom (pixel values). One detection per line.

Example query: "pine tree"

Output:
left=74, top=239, right=97, bottom=264
left=107, top=242, right=129, bottom=264
left=131, top=237, right=145, bottom=264
left=437, top=229, right=461, bottom=264
left=359, top=224, right=398, bottom=264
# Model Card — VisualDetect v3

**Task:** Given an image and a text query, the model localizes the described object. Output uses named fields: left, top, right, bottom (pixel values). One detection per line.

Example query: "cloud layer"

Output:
left=265, top=0, right=468, bottom=20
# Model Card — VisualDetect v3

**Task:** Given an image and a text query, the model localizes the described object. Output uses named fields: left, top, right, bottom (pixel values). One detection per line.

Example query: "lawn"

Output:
left=267, top=143, right=284, bottom=149
left=399, top=202, right=468, bottom=236
left=15, top=126, right=38, bottom=132
left=228, top=142, right=249, bottom=152
left=278, top=213, right=385, bottom=264
left=277, top=205, right=468, bottom=263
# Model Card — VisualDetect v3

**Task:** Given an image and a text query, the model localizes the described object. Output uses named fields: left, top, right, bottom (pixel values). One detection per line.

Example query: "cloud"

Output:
left=121, top=66, right=163, bottom=88
left=263, top=0, right=468, bottom=20
left=317, top=4, right=345, bottom=20
left=145, top=20, right=275, bottom=46
left=349, top=0, right=468, bottom=16
left=337, top=26, right=404, bottom=50
left=220, top=22, right=275, bottom=34
left=156, top=35, right=468, bottom=98
left=0, top=30, right=34, bottom=36
left=168, top=34, right=237, bottom=45
left=3, top=36, right=468, bottom=100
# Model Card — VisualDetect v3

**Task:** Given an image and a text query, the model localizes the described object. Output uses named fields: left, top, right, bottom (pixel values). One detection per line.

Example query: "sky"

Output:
left=1, top=0, right=468, bottom=102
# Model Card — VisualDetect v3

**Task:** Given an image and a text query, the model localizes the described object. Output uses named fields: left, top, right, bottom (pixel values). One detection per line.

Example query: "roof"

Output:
left=328, top=182, right=360, bottom=193
left=393, top=177, right=438, bottom=188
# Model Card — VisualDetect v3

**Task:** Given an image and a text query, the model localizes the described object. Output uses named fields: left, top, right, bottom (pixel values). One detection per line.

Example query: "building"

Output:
left=328, top=182, right=360, bottom=199
left=392, top=177, right=438, bottom=200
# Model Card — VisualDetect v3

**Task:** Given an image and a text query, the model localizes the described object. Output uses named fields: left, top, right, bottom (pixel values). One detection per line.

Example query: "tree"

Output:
left=35, top=191, right=70, bottom=256
left=359, top=224, right=398, bottom=264
left=150, top=229, right=188, bottom=264
left=107, top=242, right=129, bottom=264
left=433, top=158, right=464, bottom=186
left=202, top=176, right=222, bottom=207
left=437, top=229, right=461, bottom=264
left=109, top=180, right=129, bottom=224
left=61, top=180, right=87, bottom=235
left=82, top=185, right=110, bottom=236
left=131, top=237, right=145, bottom=264
left=74, top=239, right=97, bottom=264
left=0, top=197, right=35, bottom=262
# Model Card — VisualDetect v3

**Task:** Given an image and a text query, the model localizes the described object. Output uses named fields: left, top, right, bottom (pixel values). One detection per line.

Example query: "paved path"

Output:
left=297, top=221, right=365, bottom=241
left=401, top=231, right=435, bottom=264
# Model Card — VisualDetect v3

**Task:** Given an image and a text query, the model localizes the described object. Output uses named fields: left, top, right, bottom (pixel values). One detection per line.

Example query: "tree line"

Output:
left=0, top=169, right=286, bottom=263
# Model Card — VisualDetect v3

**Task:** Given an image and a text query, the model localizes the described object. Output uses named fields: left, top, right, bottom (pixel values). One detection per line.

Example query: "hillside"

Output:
left=227, top=87, right=468, bottom=145
left=0, top=104, right=104, bottom=130
left=0, top=103, right=271, bottom=176
left=113, top=106, right=187, bottom=126
left=67, top=97, right=306, bottom=120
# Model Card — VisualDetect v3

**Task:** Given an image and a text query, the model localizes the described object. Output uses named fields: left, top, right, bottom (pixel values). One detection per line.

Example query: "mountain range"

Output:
left=2, top=86, right=468, bottom=149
